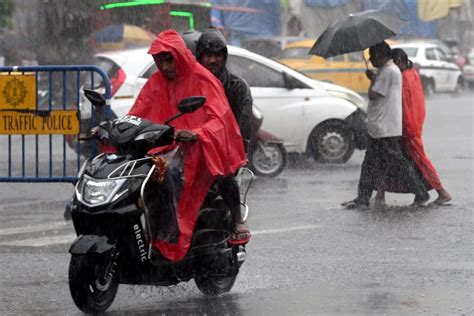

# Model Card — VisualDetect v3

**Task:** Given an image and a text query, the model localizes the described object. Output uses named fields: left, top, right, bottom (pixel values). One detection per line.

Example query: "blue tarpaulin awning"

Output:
left=210, top=0, right=281, bottom=45
left=361, top=0, right=437, bottom=38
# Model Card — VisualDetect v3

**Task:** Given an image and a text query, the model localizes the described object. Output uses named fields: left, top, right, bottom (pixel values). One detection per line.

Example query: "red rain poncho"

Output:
left=128, top=29, right=246, bottom=261
left=402, top=68, right=442, bottom=190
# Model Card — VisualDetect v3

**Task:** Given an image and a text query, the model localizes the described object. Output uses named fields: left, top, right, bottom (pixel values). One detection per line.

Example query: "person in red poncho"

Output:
left=375, top=48, right=451, bottom=206
left=127, top=29, right=247, bottom=261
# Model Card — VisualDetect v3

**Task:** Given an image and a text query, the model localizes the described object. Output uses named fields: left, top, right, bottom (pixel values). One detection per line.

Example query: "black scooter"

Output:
left=68, top=89, right=252, bottom=314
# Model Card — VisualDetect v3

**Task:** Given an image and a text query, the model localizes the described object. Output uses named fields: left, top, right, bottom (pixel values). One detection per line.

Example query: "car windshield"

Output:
left=326, top=54, right=345, bottom=62
left=401, top=47, right=418, bottom=57
left=280, top=47, right=310, bottom=59
left=84, top=57, right=120, bottom=89
left=228, top=50, right=317, bottom=85
left=347, top=52, right=365, bottom=62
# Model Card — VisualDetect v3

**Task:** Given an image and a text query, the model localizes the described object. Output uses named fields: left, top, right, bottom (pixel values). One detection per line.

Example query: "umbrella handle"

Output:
left=363, top=52, right=368, bottom=70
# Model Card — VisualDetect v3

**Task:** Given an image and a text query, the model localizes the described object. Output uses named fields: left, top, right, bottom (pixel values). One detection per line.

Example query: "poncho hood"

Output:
left=148, top=29, right=196, bottom=80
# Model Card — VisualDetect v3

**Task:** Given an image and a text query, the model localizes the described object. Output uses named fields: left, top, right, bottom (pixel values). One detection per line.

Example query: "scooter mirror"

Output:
left=84, top=89, right=106, bottom=107
left=177, top=96, right=206, bottom=114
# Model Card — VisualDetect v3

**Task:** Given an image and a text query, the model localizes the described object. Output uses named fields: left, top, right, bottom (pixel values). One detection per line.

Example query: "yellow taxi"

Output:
left=278, top=39, right=371, bottom=93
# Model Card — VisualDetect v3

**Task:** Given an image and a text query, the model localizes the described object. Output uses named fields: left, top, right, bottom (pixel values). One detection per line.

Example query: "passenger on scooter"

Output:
left=195, top=29, right=253, bottom=152
left=195, top=29, right=253, bottom=242
left=127, top=29, right=246, bottom=261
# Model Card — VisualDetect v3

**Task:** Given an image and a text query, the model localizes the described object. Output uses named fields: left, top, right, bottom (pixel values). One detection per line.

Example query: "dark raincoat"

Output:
left=196, top=30, right=253, bottom=151
left=218, top=69, right=254, bottom=151
left=128, top=29, right=246, bottom=261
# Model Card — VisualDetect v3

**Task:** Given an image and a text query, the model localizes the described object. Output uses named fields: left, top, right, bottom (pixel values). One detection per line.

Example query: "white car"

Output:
left=392, top=42, right=464, bottom=96
left=78, top=46, right=368, bottom=163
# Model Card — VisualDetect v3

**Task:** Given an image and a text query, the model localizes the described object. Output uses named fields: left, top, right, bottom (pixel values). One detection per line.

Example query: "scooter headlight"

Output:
left=77, top=175, right=126, bottom=207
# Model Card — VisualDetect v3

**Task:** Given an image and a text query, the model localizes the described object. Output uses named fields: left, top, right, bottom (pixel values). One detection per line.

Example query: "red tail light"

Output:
left=110, top=68, right=126, bottom=96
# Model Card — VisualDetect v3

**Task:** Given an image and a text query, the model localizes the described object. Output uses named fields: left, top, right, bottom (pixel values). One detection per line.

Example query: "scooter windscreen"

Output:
left=109, top=115, right=174, bottom=155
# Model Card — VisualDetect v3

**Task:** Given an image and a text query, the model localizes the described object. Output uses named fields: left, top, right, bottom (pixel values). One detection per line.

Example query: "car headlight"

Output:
left=327, top=89, right=368, bottom=113
left=76, top=175, right=126, bottom=207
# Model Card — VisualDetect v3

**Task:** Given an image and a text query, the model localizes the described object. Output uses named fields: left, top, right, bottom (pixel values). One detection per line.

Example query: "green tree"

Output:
left=5, top=0, right=105, bottom=65
left=35, top=0, right=102, bottom=65
left=0, top=0, right=13, bottom=29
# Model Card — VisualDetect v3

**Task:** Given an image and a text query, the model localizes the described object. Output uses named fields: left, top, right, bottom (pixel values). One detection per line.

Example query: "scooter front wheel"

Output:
left=249, top=141, right=287, bottom=177
left=68, top=255, right=119, bottom=313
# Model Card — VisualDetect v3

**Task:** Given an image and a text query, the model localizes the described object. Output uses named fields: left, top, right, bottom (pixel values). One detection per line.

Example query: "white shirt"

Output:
left=367, top=60, right=403, bottom=138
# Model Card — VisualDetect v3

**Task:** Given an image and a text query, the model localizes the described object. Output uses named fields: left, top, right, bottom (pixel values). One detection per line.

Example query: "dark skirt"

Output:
left=358, top=136, right=429, bottom=199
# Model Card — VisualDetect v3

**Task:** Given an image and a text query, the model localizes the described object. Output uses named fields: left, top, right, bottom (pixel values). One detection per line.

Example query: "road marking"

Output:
left=0, top=221, right=69, bottom=236
left=0, top=199, right=69, bottom=208
left=0, top=234, right=77, bottom=247
left=252, top=224, right=322, bottom=236
left=0, top=224, right=322, bottom=247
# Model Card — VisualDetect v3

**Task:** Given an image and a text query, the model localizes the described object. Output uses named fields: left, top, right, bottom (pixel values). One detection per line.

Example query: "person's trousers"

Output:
left=217, top=176, right=241, bottom=223
left=358, top=136, right=427, bottom=203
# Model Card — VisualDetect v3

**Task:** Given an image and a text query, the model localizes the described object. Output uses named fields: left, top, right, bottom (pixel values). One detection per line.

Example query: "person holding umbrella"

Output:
left=342, top=41, right=429, bottom=209
left=308, top=10, right=429, bottom=208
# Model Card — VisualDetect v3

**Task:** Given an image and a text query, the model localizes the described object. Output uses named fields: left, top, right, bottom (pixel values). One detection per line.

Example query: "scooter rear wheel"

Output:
left=195, top=274, right=237, bottom=296
left=69, top=255, right=119, bottom=313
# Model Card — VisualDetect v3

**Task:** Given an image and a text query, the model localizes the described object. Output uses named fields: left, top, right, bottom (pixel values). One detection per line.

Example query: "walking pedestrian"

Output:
left=342, top=41, right=429, bottom=209
left=392, top=48, right=452, bottom=205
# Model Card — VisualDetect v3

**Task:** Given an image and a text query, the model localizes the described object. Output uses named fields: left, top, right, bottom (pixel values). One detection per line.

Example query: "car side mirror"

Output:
left=283, top=72, right=300, bottom=90
left=177, top=96, right=206, bottom=113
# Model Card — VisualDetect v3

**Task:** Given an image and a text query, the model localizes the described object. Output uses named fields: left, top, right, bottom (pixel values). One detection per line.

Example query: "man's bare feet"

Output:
left=373, top=198, right=386, bottom=209
left=373, top=191, right=386, bottom=209
left=410, top=192, right=430, bottom=207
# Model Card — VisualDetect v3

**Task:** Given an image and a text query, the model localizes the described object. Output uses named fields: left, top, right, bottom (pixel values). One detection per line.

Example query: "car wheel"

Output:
left=308, top=122, right=355, bottom=164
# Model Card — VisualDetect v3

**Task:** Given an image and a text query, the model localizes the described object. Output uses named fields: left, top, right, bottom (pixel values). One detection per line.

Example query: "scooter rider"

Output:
left=195, top=29, right=253, bottom=243
left=128, top=29, right=246, bottom=261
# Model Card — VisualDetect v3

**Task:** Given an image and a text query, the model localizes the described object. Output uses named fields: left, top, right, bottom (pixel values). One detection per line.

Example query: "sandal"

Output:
left=341, top=198, right=370, bottom=209
left=229, top=223, right=251, bottom=245
left=432, top=195, right=452, bottom=206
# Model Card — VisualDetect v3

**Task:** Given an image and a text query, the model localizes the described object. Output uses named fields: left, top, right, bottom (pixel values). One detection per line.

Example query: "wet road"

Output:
left=0, top=92, right=473, bottom=315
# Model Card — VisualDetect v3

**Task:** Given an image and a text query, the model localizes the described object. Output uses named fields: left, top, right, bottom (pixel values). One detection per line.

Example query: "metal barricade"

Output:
left=0, top=65, right=111, bottom=183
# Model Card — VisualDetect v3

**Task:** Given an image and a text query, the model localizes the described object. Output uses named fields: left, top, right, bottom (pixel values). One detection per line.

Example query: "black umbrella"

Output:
left=309, top=10, right=406, bottom=61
